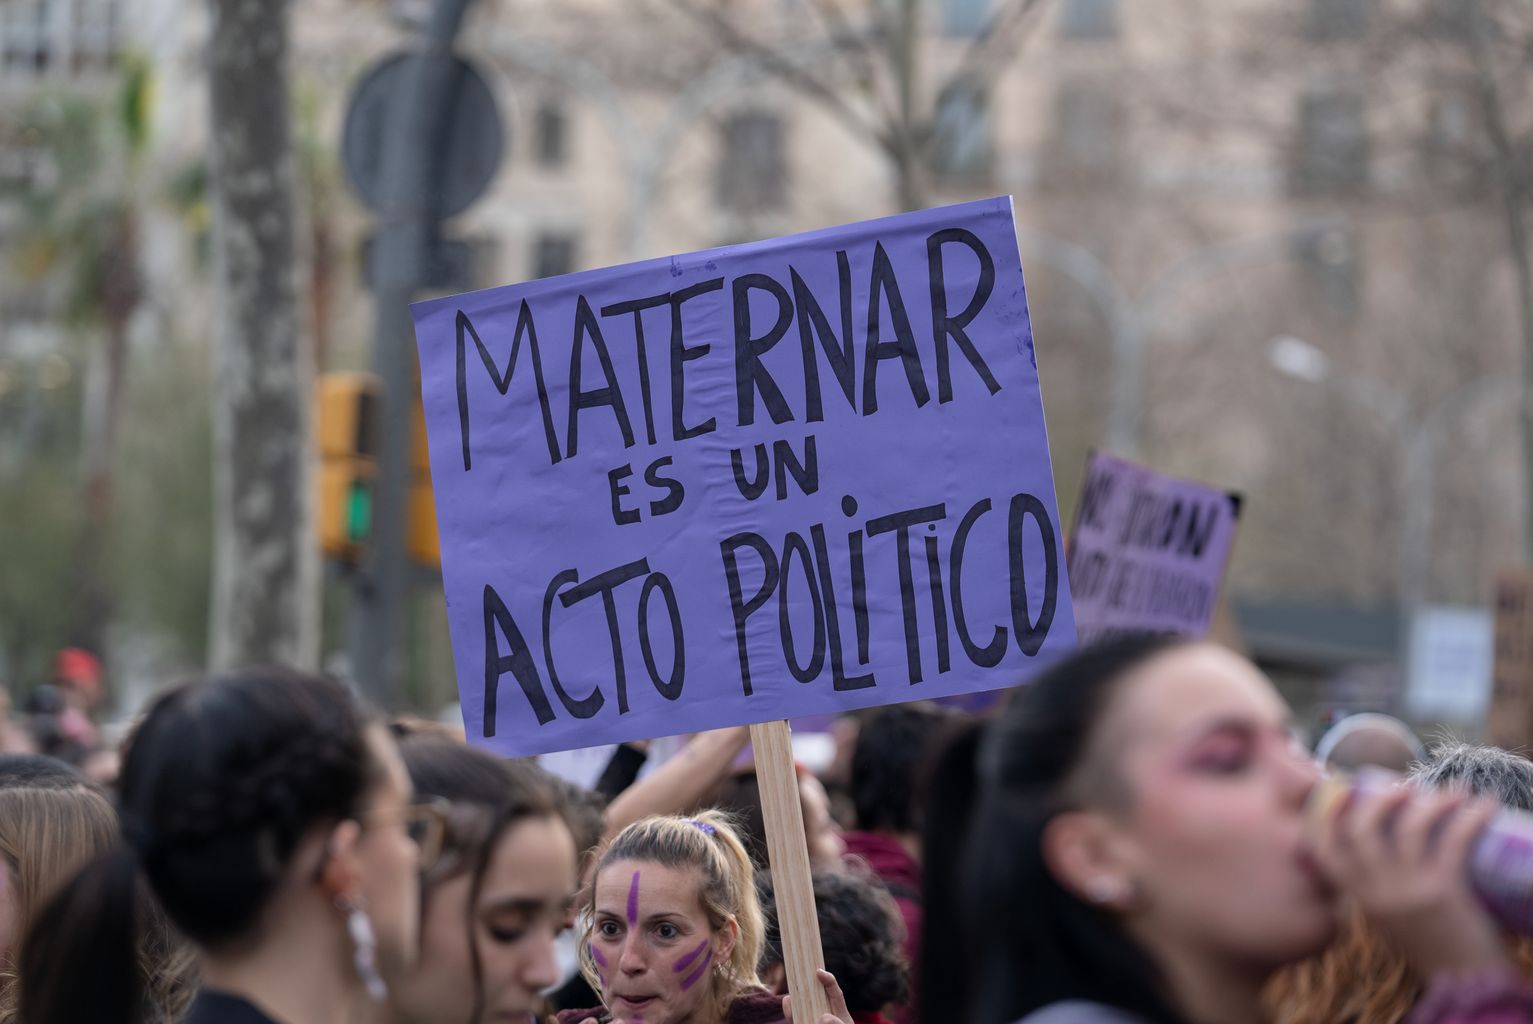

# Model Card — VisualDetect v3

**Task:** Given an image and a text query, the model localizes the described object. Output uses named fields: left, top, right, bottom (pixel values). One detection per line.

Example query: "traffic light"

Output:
left=316, top=372, right=442, bottom=569
left=408, top=396, right=440, bottom=567
left=317, top=373, right=380, bottom=563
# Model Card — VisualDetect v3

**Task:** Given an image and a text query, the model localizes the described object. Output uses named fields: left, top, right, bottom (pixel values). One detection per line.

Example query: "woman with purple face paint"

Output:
left=556, top=812, right=853, bottom=1024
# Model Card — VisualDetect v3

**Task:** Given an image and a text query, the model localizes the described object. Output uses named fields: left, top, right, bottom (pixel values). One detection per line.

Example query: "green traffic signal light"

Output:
left=346, top=480, right=372, bottom=543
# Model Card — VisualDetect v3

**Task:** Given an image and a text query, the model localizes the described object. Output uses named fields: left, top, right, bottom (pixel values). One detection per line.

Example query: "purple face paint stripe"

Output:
left=672, top=939, right=710, bottom=973
left=680, top=951, right=713, bottom=991
left=591, top=947, right=609, bottom=969
left=627, top=870, right=641, bottom=926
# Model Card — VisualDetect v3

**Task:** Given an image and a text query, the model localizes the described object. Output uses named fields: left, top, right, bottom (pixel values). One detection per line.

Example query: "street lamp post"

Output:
left=1266, top=335, right=1523, bottom=607
left=1016, top=220, right=1350, bottom=459
left=351, top=0, right=476, bottom=705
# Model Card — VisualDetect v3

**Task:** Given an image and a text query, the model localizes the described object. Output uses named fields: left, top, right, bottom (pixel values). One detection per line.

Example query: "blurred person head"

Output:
left=1412, top=742, right=1533, bottom=810
left=388, top=736, right=576, bottom=1024
left=758, top=870, right=908, bottom=1019
left=1313, top=713, right=1424, bottom=774
left=0, top=691, right=35, bottom=758
left=53, top=647, right=103, bottom=712
left=0, top=771, right=193, bottom=1024
left=0, top=753, right=85, bottom=790
left=851, top=705, right=945, bottom=841
left=922, top=638, right=1334, bottom=1024
left=578, top=812, right=768, bottom=1024
left=19, top=668, right=428, bottom=1024
left=1265, top=742, right=1533, bottom=1024
left=711, top=767, right=846, bottom=873
left=22, top=684, right=89, bottom=766
left=0, top=779, right=116, bottom=972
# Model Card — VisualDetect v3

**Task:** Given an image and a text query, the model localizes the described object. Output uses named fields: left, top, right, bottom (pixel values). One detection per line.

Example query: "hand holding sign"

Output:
left=413, top=199, right=1075, bottom=1024
left=782, top=969, right=854, bottom=1024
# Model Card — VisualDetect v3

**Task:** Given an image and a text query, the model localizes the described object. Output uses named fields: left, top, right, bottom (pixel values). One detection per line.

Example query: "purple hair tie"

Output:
left=687, top=818, right=717, bottom=836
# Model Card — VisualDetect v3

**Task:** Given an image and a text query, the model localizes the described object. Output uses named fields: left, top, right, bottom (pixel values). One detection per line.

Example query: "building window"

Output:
left=940, top=0, right=989, bottom=37
left=1431, top=0, right=1478, bottom=40
left=1060, top=0, right=1117, bottom=40
left=1310, top=0, right=1370, bottom=40
left=535, top=100, right=567, bottom=168
left=716, top=111, right=787, bottom=214
left=1, top=0, right=122, bottom=75
left=1421, top=85, right=1486, bottom=192
left=1042, top=81, right=1124, bottom=186
left=930, top=80, right=992, bottom=181
left=1291, top=88, right=1369, bottom=196
left=532, top=232, right=576, bottom=279
left=1293, top=227, right=1361, bottom=318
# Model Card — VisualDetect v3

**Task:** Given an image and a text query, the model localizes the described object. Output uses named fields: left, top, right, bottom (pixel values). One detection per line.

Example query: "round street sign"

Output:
left=342, top=50, right=505, bottom=219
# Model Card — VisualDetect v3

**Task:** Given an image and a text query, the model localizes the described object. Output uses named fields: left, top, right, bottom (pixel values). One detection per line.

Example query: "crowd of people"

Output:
left=0, top=638, right=1531, bottom=1024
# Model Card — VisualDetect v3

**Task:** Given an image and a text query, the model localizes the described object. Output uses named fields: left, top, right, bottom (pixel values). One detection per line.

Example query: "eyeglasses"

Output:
left=356, top=798, right=450, bottom=872
left=421, top=803, right=498, bottom=883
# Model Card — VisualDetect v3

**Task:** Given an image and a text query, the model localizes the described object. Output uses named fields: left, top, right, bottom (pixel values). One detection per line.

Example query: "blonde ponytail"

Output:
left=693, top=808, right=765, bottom=988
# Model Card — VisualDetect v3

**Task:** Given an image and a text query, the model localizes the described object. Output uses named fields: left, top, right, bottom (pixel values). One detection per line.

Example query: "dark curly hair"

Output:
left=851, top=704, right=945, bottom=834
left=19, top=668, right=379, bottom=1024
left=758, top=869, right=910, bottom=1014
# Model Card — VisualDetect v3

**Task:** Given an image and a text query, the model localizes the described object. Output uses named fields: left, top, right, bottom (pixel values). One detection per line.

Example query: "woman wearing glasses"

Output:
left=18, top=668, right=444, bottom=1024
left=382, top=733, right=579, bottom=1024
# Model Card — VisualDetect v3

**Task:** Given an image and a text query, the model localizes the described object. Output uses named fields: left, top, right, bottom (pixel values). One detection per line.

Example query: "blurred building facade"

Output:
left=0, top=0, right=1522, bottom=721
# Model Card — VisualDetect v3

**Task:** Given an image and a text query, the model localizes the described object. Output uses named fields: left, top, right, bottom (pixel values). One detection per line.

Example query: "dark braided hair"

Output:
left=125, top=668, right=374, bottom=945
left=19, top=668, right=379, bottom=1023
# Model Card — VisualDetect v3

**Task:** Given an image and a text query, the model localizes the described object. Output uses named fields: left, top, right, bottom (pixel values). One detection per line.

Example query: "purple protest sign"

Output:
left=411, top=197, right=1076, bottom=757
left=1067, top=451, right=1242, bottom=644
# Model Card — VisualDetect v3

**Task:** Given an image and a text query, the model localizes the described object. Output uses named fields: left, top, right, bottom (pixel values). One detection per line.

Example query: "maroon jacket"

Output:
left=842, top=830, right=922, bottom=1024
left=554, top=990, right=786, bottom=1024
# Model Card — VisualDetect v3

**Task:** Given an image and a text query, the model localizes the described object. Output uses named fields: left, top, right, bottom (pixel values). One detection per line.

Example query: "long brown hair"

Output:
left=0, top=783, right=117, bottom=948
left=0, top=782, right=172, bottom=1024
left=1265, top=910, right=1533, bottom=1024
left=1264, top=907, right=1414, bottom=1024
left=0, top=782, right=198, bottom=1024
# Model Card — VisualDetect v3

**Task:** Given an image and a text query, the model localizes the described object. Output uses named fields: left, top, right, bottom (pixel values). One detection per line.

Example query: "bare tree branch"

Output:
left=1467, top=0, right=1533, bottom=559
left=804, top=0, right=905, bottom=143
left=667, top=0, right=883, bottom=148
left=958, top=0, right=1050, bottom=86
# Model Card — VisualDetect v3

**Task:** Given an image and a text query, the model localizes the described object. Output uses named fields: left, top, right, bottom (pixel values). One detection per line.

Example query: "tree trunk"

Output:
left=69, top=216, right=139, bottom=661
left=1467, top=2, right=1533, bottom=566
left=206, top=0, right=318, bottom=671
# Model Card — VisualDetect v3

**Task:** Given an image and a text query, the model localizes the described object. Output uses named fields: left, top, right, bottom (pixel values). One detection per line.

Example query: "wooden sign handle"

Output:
left=749, top=719, right=829, bottom=1024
